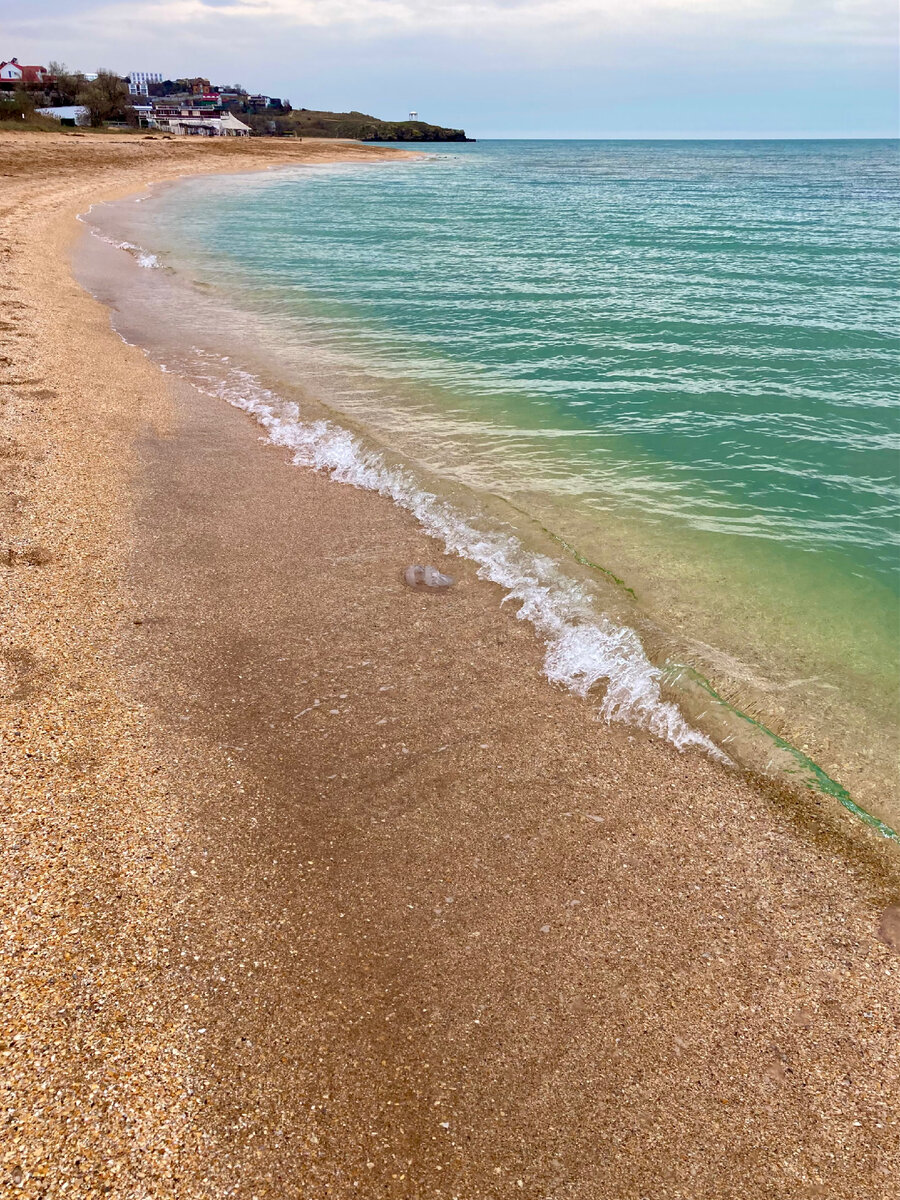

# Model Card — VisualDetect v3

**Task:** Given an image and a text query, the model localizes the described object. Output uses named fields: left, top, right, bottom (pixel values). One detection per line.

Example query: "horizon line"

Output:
left=462, top=133, right=899, bottom=142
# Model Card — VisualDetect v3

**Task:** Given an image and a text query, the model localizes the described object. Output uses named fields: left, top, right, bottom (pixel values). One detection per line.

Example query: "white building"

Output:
left=149, top=109, right=251, bottom=137
left=129, top=71, right=163, bottom=96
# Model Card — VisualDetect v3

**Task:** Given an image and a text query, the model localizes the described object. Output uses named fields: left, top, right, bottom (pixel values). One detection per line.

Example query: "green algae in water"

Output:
left=503, top=494, right=899, bottom=845
left=663, top=663, right=900, bottom=845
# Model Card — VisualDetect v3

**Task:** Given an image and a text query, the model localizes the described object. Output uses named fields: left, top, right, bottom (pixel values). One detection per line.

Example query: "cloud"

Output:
left=6, top=0, right=896, bottom=137
left=15, top=0, right=898, bottom=44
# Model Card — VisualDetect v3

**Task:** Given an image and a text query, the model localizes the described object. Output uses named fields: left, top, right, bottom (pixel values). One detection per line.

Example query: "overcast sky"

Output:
left=6, top=1, right=899, bottom=137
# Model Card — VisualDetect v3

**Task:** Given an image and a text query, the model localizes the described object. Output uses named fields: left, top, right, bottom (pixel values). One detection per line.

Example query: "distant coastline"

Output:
left=288, top=107, right=474, bottom=141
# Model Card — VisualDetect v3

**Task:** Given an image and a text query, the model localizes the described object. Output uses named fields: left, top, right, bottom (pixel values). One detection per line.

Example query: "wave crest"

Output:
left=197, top=356, right=723, bottom=759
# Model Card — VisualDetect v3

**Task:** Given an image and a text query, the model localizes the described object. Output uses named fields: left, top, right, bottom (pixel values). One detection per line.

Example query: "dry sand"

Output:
left=1, top=130, right=899, bottom=1199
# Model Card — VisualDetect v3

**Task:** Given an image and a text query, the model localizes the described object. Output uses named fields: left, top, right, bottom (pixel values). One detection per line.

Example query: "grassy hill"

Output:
left=283, top=108, right=473, bottom=141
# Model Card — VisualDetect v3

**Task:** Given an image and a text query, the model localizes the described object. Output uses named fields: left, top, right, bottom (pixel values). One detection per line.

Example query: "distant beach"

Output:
left=2, top=130, right=898, bottom=1199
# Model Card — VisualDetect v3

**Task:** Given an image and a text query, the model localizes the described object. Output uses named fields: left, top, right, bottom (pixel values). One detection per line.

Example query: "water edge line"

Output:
left=665, top=663, right=900, bottom=845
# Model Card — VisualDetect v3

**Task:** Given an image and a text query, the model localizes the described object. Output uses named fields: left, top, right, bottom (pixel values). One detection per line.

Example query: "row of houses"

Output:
left=2, top=56, right=258, bottom=136
left=34, top=94, right=253, bottom=136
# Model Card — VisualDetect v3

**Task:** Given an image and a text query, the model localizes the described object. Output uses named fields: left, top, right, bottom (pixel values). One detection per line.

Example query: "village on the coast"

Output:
left=0, top=55, right=472, bottom=140
left=0, top=57, right=284, bottom=135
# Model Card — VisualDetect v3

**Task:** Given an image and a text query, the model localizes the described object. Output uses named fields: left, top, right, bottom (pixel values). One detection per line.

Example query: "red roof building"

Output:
left=0, top=58, right=51, bottom=87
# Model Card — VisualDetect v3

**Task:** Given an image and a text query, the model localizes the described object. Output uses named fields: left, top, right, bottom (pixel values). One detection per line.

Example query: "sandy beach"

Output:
left=1, top=129, right=899, bottom=1199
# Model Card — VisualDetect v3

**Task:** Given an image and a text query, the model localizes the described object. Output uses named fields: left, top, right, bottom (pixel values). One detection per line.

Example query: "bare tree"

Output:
left=48, top=61, right=84, bottom=106
left=76, top=70, right=136, bottom=127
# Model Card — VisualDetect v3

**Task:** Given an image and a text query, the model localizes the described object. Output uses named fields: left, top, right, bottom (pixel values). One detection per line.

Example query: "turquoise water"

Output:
left=82, top=140, right=900, bottom=822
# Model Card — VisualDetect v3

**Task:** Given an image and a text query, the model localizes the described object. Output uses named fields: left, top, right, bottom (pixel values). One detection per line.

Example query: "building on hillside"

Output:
left=149, top=98, right=250, bottom=136
left=0, top=58, right=50, bottom=89
left=128, top=100, right=154, bottom=127
left=129, top=71, right=163, bottom=96
left=188, top=78, right=211, bottom=95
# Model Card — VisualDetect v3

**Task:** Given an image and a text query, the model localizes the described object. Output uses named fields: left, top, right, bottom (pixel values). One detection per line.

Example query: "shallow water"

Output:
left=76, top=140, right=900, bottom=828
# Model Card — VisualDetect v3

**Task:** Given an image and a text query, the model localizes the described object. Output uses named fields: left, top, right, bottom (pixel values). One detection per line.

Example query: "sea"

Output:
left=75, top=139, right=900, bottom=833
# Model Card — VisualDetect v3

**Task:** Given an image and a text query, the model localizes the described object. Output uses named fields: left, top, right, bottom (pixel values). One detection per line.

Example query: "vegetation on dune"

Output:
left=0, top=103, right=62, bottom=131
left=0, top=89, right=60, bottom=129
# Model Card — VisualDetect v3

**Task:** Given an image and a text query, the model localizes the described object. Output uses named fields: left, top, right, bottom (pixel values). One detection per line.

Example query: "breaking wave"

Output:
left=192, top=354, right=724, bottom=759
left=81, top=221, right=162, bottom=269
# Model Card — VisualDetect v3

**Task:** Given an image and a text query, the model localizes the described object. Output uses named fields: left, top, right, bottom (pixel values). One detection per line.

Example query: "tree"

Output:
left=47, top=60, right=83, bottom=105
left=76, top=70, right=136, bottom=127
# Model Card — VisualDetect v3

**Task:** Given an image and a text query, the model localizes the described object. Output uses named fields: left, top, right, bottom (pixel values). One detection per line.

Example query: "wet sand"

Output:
left=2, top=130, right=899, bottom=1199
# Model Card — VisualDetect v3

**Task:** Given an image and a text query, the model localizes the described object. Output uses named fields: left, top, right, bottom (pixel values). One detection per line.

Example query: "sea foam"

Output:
left=193, top=355, right=723, bottom=759
left=83, top=223, right=162, bottom=269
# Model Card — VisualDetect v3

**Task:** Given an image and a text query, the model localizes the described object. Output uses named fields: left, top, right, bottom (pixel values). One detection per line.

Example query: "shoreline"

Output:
left=79, top=150, right=899, bottom=832
left=2, top=131, right=899, bottom=1198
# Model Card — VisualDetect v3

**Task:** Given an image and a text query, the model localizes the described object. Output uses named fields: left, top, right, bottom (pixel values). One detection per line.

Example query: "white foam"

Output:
left=87, top=227, right=162, bottom=269
left=191, top=355, right=724, bottom=759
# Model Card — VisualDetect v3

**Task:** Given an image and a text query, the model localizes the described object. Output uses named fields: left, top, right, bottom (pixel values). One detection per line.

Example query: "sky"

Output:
left=5, top=1, right=899, bottom=137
